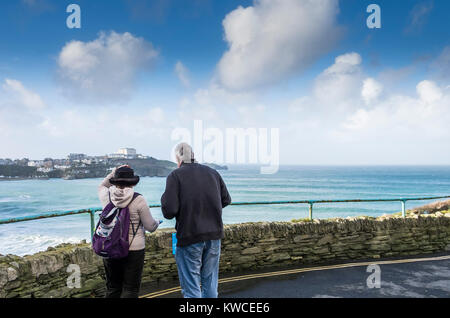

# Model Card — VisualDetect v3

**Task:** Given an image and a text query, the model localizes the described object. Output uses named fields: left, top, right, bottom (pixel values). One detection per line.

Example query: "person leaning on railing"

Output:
left=98, top=165, right=160, bottom=298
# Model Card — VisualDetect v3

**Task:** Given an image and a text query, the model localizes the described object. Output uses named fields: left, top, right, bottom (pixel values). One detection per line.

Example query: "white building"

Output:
left=117, top=148, right=136, bottom=156
left=54, top=165, right=71, bottom=170
left=109, top=148, right=138, bottom=159
left=28, top=160, right=44, bottom=167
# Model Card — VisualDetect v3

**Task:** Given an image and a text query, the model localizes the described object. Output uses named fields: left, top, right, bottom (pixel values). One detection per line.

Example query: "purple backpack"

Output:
left=92, top=192, right=141, bottom=259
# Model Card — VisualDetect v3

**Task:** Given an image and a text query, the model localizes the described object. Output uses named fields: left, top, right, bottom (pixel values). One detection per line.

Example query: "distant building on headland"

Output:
left=28, top=160, right=44, bottom=167
left=108, top=148, right=149, bottom=160
left=118, top=148, right=136, bottom=157
left=0, top=148, right=150, bottom=170
left=0, top=147, right=178, bottom=180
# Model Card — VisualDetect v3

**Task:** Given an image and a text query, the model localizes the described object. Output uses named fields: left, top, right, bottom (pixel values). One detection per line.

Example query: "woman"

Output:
left=98, top=165, right=159, bottom=298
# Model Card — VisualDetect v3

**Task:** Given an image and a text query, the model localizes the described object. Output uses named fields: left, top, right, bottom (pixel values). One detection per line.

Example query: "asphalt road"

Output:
left=141, top=254, right=450, bottom=298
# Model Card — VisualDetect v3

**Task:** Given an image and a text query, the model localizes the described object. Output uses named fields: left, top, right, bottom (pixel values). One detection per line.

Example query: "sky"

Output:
left=0, top=0, right=449, bottom=165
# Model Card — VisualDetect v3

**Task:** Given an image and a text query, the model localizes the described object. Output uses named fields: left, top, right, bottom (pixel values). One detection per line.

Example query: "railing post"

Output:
left=90, top=210, right=95, bottom=238
left=401, top=200, right=406, bottom=218
left=309, top=202, right=314, bottom=221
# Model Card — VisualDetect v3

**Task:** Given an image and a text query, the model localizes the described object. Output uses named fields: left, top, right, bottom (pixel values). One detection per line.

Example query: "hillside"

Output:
left=0, top=157, right=177, bottom=180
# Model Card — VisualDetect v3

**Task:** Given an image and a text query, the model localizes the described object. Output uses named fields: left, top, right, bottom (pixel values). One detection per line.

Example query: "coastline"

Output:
left=0, top=177, right=49, bottom=182
left=0, top=163, right=228, bottom=182
left=0, top=174, right=172, bottom=182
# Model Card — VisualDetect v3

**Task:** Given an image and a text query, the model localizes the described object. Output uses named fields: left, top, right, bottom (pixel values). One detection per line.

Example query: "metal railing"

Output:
left=0, top=195, right=449, bottom=238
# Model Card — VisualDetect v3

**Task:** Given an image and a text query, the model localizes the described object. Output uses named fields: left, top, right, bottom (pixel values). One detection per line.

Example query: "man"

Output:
left=161, top=142, right=231, bottom=298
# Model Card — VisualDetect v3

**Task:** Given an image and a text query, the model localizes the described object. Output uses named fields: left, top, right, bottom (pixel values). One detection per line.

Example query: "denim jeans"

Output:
left=175, top=240, right=221, bottom=298
left=103, top=249, right=145, bottom=298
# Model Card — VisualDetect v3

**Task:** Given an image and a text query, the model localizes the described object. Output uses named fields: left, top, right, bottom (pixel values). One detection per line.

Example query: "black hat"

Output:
left=109, top=167, right=140, bottom=187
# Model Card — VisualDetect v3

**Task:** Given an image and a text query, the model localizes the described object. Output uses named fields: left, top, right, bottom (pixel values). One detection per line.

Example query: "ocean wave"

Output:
left=0, top=234, right=87, bottom=257
left=0, top=195, right=32, bottom=203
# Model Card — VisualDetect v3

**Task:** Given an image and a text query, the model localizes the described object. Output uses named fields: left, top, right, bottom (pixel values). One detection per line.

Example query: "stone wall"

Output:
left=1, top=213, right=450, bottom=298
left=409, top=199, right=450, bottom=215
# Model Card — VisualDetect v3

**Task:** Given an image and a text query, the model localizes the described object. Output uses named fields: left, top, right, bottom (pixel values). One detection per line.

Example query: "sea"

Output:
left=1, top=165, right=449, bottom=256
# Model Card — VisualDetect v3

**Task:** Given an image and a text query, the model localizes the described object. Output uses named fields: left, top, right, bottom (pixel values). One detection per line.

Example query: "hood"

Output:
left=109, top=186, right=134, bottom=208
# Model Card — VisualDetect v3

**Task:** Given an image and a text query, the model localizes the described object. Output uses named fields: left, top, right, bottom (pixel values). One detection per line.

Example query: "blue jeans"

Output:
left=175, top=240, right=221, bottom=298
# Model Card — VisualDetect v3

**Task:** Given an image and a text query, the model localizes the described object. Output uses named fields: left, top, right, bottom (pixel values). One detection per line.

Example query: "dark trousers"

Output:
left=103, top=249, right=145, bottom=298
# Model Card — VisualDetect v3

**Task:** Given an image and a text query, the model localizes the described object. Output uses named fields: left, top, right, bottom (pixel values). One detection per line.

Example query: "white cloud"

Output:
left=216, top=0, right=341, bottom=91
left=173, top=51, right=449, bottom=164
left=339, top=80, right=448, bottom=140
left=174, top=61, right=190, bottom=87
left=57, top=31, right=158, bottom=104
left=361, top=78, right=383, bottom=105
left=305, top=56, right=448, bottom=142
left=342, top=108, right=371, bottom=131
left=0, top=79, right=46, bottom=146
left=313, top=52, right=363, bottom=107
left=276, top=52, right=450, bottom=164
left=2, top=79, right=45, bottom=110
left=193, top=83, right=253, bottom=107
left=417, top=80, right=443, bottom=103
left=174, top=84, right=263, bottom=131
left=3, top=48, right=450, bottom=165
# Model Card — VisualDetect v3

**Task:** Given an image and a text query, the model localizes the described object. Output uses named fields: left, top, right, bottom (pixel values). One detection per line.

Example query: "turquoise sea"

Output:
left=1, top=165, right=449, bottom=256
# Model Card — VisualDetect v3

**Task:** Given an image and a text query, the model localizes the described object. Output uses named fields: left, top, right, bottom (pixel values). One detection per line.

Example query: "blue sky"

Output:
left=0, top=0, right=449, bottom=165
left=1, top=1, right=448, bottom=87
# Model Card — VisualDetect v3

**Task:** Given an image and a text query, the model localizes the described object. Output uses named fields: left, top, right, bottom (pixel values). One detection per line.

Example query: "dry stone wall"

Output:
left=1, top=214, right=450, bottom=298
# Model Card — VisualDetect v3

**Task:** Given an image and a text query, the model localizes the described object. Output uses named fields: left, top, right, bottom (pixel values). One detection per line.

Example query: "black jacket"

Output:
left=161, top=163, right=231, bottom=247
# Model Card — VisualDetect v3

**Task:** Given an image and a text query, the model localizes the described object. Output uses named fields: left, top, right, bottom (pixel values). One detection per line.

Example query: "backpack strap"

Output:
left=108, top=191, right=114, bottom=206
left=130, top=220, right=142, bottom=246
left=129, top=192, right=142, bottom=247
